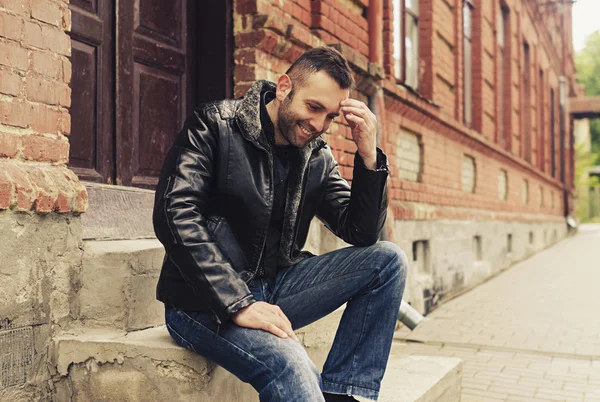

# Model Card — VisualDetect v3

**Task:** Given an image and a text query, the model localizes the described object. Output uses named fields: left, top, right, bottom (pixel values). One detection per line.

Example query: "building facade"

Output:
left=0, top=0, right=578, bottom=399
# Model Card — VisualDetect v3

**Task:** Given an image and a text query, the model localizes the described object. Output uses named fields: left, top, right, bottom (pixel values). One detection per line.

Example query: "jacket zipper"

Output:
left=289, top=148, right=318, bottom=259
left=235, top=119, right=274, bottom=277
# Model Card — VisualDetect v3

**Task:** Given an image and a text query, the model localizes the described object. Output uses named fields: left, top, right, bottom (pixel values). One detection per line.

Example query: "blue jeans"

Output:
left=165, top=241, right=407, bottom=401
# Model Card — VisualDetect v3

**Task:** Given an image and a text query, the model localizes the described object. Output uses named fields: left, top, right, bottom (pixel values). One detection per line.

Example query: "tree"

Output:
left=576, top=31, right=600, bottom=160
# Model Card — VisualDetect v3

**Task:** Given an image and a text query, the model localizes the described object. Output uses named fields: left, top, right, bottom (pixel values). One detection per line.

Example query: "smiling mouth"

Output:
left=298, top=123, right=313, bottom=136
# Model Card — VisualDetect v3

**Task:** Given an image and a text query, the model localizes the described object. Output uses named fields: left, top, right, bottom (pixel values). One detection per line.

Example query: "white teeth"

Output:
left=299, top=124, right=311, bottom=135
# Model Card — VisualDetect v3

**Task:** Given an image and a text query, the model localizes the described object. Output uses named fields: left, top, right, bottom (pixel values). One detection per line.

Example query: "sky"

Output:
left=572, top=0, right=600, bottom=53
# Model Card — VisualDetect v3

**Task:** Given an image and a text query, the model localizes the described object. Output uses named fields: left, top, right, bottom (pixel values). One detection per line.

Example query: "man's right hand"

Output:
left=232, top=302, right=299, bottom=341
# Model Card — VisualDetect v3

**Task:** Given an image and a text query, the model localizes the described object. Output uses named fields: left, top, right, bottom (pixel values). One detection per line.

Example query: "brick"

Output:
left=23, top=21, right=45, bottom=49
left=61, top=57, right=71, bottom=83
left=61, top=7, right=71, bottom=31
left=54, top=192, right=70, bottom=212
left=29, top=103, right=60, bottom=133
left=41, top=25, right=71, bottom=56
left=0, top=13, right=23, bottom=41
left=33, top=192, right=54, bottom=213
left=27, top=75, right=60, bottom=105
left=0, top=100, right=33, bottom=128
left=59, top=85, right=71, bottom=107
left=234, top=64, right=257, bottom=83
left=0, top=131, right=20, bottom=158
left=31, top=0, right=61, bottom=27
left=26, top=76, right=70, bottom=107
left=22, top=134, right=68, bottom=162
left=0, top=69, right=22, bottom=96
left=0, top=40, right=29, bottom=71
left=59, top=111, right=70, bottom=135
left=3, top=162, right=34, bottom=210
left=0, top=171, right=11, bottom=209
left=74, top=187, right=88, bottom=213
left=0, top=0, right=30, bottom=15
left=31, top=51, right=62, bottom=78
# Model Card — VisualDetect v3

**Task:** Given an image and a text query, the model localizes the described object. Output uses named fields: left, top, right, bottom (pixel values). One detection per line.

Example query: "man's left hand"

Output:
left=340, top=99, right=377, bottom=169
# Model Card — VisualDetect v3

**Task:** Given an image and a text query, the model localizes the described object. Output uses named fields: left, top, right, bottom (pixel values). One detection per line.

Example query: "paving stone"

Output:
left=395, top=224, right=600, bottom=402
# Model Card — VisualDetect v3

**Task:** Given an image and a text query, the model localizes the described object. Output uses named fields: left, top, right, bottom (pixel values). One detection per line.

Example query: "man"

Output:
left=153, top=46, right=407, bottom=402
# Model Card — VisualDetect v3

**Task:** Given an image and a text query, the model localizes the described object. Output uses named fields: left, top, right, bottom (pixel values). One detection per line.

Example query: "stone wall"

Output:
left=0, top=0, right=85, bottom=399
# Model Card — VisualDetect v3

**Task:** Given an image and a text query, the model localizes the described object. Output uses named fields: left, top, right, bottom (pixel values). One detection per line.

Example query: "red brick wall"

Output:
left=0, top=0, right=86, bottom=213
left=232, top=0, right=576, bottom=221
left=0, top=0, right=576, bottom=219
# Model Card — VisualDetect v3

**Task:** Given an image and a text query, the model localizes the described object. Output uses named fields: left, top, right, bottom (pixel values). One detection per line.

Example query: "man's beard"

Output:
left=277, top=96, right=319, bottom=148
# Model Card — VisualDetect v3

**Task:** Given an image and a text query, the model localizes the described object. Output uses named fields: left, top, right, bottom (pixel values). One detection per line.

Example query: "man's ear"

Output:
left=276, top=74, right=292, bottom=101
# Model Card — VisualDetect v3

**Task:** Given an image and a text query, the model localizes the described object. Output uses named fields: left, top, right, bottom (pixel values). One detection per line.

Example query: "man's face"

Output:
left=276, top=71, right=349, bottom=148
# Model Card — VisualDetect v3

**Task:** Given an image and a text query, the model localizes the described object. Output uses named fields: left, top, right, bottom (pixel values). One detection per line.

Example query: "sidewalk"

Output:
left=393, top=224, right=600, bottom=402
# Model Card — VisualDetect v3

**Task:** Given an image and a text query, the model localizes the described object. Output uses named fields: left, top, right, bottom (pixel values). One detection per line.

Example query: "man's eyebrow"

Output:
left=306, top=99, right=340, bottom=117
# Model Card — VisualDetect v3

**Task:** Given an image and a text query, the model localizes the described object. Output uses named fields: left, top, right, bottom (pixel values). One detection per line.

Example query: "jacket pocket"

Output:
left=206, top=215, right=252, bottom=280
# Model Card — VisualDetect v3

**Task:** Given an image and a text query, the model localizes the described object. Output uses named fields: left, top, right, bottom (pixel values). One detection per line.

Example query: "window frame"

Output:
left=392, top=0, right=420, bottom=90
left=463, top=0, right=474, bottom=127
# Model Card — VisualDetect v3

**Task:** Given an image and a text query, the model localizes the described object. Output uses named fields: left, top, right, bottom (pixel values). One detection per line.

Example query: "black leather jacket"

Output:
left=153, top=80, right=389, bottom=324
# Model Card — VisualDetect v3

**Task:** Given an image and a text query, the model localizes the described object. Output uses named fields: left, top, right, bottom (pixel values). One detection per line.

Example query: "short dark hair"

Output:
left=285, top=46, right=355, bottom=92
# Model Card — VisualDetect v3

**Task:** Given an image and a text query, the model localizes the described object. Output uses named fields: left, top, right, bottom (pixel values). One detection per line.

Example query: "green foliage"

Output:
left=576, top=31, right=600, bottom=97
left=576, top=31, right=600, bottom=161
left=575, top=142, right=600, bottom=222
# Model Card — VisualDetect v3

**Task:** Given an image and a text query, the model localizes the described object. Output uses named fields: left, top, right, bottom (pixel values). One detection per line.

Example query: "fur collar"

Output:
left=235, top=80, right=325, bottom=152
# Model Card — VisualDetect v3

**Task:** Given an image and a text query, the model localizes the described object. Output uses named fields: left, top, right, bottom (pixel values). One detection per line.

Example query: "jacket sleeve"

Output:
left=153, top=107, right=255, bottom=324
left=316, top=147, right=389, bottom=246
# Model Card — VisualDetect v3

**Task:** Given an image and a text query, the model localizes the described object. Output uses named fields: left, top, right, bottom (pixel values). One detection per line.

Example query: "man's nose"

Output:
left=312, top=116, right=328, bottom=134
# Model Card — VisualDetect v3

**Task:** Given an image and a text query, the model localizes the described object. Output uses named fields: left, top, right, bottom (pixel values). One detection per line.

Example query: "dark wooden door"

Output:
left=68, top=0, right=115, bottom=184
left=69, top=0, right=232, bottom=189
left=115, top=0, right=198, bottom=188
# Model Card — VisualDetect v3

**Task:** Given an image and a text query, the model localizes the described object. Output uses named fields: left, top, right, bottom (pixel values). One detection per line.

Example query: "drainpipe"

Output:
left=367, top=0, right=391, bottom=240
left=368, top=0, right=424, bottom=329
left=559, top=76, right=568, bottom=218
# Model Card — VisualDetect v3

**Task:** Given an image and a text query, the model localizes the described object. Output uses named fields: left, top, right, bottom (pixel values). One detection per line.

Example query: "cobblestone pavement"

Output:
left=394, top=224, right=600, bottom=402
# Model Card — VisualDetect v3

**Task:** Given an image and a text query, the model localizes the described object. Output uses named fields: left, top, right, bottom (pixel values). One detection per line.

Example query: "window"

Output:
left=393, top=0, right=419, bottom=89
left=522, top=179, right=529, bottom=205
left=538, top=69, right=545, bottom=170
left=507, top=234, right=513, bottom=253
left=498, top=169, right=508, bottom=200
left=497, top=5, right=510, bottom=149
left=462, top=155, right=476, bottom=193
left=397, top=129, right=423, bottom=182
left=473, top=236, right=483, bottom=260
left=523, top=42, right=531, bottom=162
left=550, top=88, right=556, bottom=177
left=463, top=0, right=473, bottom=126
left=412, top=240, right=431, bottom=273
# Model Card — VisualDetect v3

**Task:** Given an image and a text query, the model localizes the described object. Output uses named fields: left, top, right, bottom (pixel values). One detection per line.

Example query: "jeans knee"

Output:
left=372, top=241, right=408, bottom=282
left=260, top=343, right=322, bottom=401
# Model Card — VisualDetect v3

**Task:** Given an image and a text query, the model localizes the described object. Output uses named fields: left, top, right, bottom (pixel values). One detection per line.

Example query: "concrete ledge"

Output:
left=75, top=239, right=165, bottom=331
left=378, top=350, right=463, bottom=402
left=82, top=183, right=155, bottom=240
left=52, top=318, right=462, bottom=402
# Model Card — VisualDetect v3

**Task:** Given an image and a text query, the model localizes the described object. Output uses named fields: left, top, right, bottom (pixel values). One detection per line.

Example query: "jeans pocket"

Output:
left=166, top=323, right=197, bottom=353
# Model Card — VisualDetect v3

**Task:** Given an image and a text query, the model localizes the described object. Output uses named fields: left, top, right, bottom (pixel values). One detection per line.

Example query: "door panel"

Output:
left=69, top=0, right=231, bottom=189
left=116, top=0, right=194, bottom=188
left=132, top=65, right=181, bottom=187
left=68, top=0, right=114, bottom=183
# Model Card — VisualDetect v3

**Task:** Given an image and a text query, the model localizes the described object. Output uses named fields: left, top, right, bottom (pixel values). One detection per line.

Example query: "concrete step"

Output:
left=82, top=183, right=156, bottom=240
left=52, top=313, right=462, bottom=402
left=74, top=239, right=165, bottom=331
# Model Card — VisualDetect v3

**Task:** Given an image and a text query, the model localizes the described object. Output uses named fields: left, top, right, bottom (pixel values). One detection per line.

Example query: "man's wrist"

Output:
left=358, top=152, right=377, bottom=169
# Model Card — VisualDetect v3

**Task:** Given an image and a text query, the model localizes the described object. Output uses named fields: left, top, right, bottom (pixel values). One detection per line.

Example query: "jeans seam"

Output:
left=177, top=309, right=276, bottom=376
left=347, top=272, right=376, bottom=386
left=166, top=322, right=197, bottom=353
left=270, top=268, right=376, bottom=303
